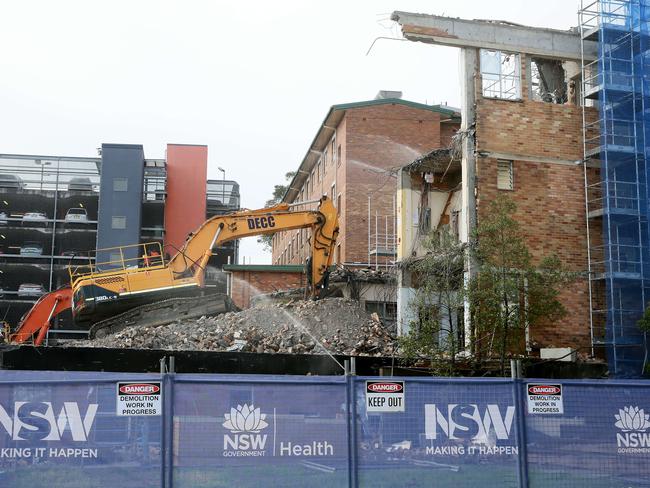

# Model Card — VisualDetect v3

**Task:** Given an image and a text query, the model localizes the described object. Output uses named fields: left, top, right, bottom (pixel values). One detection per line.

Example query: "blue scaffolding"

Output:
left=581, top=0, right=650, bottom=376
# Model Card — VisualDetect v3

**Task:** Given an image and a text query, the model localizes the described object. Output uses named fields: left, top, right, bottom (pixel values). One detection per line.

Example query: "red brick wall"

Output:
left=230, top=270, right=304, bottom=309
left=272, top=103, right=459, bottom=266
left=475, top=53, right=598, bottom=352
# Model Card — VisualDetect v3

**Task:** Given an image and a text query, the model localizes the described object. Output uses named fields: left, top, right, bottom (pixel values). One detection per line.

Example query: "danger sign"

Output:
left=366, top=381, right=405, bottom=413
left=527, top=383, right=563, bottom=415
left=116, top=382, right=162, bottom=416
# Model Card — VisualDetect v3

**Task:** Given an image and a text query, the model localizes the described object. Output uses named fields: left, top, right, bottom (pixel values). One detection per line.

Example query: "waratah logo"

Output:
left=615, top=406, right=650, bottom=432
left=223, top=404, right=268, bottom=433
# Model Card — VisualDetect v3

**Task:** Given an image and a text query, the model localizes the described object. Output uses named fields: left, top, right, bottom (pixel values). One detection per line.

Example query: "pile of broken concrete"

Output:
left=69, top=298, right=396, bottom=357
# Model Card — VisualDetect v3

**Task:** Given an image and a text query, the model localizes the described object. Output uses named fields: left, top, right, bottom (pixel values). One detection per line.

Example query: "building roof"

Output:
left=401, top=147, right=461, bottom=175
left=391, top=11, right=598, bottom=61
left=282, top=98, right=460, bottom=203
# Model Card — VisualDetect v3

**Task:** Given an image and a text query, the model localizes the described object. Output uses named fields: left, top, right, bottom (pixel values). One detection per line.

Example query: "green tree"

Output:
left=258, top=171, right=296, bottom=252
left=469, top=195, right=572, bottom=375
left=399, top=229, right=466, bottom=375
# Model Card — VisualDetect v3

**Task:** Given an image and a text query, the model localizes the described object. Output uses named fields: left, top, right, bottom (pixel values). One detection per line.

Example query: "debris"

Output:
left=66, top=298, right=396, bottom=357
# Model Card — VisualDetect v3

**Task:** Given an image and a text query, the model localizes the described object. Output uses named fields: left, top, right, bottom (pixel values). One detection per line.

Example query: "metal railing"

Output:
left=69, top=241, right=165, bottom=281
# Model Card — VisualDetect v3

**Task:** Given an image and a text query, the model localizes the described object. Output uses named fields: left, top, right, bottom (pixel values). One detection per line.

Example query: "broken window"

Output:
left=497, top=160, right=514, bottom=190
left=530, top=58, right=567, bottom=104
left=481, top=49, right=521, bottom=100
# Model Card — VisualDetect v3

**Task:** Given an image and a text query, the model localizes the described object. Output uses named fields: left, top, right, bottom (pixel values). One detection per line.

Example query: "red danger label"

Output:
left=367, top=382, right=404, bottom=393
left=528, top=385, right=561, bottom=396
left=119, top=383, right=161, bottom=395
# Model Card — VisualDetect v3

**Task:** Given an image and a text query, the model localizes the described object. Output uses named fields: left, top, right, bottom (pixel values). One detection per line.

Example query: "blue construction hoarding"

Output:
left=0, top=371, right=649, bottom=487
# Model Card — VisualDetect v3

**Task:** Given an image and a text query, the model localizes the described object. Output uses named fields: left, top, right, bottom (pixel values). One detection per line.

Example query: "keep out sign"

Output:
left=366, top=381, right=405, bottom=413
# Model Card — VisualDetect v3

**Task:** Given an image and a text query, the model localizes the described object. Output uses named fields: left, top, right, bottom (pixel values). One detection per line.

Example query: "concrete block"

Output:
left=540, top=347, right=576, bottom=362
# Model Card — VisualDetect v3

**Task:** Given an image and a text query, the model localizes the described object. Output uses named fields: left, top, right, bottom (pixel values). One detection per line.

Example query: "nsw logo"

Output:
left=222, top=404, right=269, bottom=456
left=0, top=402, right=98, bottom=442
left=615, top=406, right=650, bottom=453
left=425, top=404, right=515, bottom=441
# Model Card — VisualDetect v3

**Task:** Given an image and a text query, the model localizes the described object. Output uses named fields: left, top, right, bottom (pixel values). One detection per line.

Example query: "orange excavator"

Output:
left=6, top=197, right=339, bottom=345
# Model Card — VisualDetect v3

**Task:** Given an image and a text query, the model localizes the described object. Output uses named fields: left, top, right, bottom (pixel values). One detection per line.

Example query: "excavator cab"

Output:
left=69, top=242, right=172, bottom=324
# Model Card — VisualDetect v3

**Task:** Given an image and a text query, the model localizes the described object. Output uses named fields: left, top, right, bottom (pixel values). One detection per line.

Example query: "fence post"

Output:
left=511, top=360, right=529, bottom=488
left=162, top=369, right=175, bottom=488
left=345, top=359, right=359, bottom=488
left=345, top=361, right=352, bottom=488
left=350, top=371, right=358, bottom=488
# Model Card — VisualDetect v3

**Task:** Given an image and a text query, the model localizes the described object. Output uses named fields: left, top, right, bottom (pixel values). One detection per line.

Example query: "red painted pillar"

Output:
left=164, top=144, right=208, bottom=254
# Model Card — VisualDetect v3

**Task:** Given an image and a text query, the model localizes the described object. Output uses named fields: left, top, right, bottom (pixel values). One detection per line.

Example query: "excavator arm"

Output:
left=168, top=196, right=339, bottom=294
left=8, top=286, right=72, bottom=345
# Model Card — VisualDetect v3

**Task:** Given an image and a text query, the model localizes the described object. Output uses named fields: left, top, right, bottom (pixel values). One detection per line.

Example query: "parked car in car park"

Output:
left=0, top=211, right=7, bottom=225
left=0, top=174, right=25, bottom=189
left=68, top=177, right=93, bottom=191
left=18, top=283, right=45, bottom=297
left=21, top=212, right=48, bottom=226
left=20, top=242, right=43, bottom=256
left=64, top=207, right=88, bottom=223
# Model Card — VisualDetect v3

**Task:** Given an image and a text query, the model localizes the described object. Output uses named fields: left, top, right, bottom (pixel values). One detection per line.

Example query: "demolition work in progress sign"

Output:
left=116, top=382, right=162, bottom=416
left=527, top=384, right=563, bottom=415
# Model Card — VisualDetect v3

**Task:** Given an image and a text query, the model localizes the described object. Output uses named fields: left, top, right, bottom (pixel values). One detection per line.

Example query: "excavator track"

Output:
left=88, top=292, right=237, bottom=339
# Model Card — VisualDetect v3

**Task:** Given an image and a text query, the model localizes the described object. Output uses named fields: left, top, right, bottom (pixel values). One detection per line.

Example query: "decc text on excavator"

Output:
left=6, top=196, right=339, bottom=345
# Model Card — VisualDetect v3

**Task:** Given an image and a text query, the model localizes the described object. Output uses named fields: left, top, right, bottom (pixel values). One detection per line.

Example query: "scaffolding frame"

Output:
left=580, top=0, right=650, bottom=376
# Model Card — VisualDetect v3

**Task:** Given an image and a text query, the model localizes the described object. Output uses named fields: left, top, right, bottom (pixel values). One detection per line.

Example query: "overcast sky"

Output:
left=0, top=0, right=578, bottom=263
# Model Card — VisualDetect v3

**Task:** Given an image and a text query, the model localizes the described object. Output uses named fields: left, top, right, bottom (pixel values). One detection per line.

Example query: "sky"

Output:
left=0, top=0, right=579, bottom=263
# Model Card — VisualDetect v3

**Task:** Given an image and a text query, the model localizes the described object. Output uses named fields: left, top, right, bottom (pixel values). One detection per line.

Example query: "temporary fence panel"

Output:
left=355, top=377, right=521, bottom=488
left=524, top=379, right=650, bottom=488
left=1, top=371, right=650, bottom=487
left=170, top=375, right=349, bottom=488
left=0, top=371, right=163, bottom=488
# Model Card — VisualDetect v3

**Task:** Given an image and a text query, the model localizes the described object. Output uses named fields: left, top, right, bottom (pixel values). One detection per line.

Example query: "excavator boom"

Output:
left=9, top=286, right=72, bottom=345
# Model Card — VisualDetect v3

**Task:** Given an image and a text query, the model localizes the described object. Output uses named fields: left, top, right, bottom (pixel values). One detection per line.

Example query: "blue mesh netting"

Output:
left=591, top=0, right=650, bottom=376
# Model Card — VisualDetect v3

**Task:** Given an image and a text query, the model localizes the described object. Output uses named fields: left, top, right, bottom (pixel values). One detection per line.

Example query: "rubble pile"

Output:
left=71, top=298, right=396, bottom=356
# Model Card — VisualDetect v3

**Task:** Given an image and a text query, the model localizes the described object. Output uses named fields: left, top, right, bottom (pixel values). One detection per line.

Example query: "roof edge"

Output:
left=281, top=98, right=459, bottom=203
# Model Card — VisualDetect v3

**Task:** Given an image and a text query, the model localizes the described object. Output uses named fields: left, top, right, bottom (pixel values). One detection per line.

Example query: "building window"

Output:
left=330, top=183, right=336, bottom=201
left=365, top=301, right=397, bottom=328
left=113, top=178, right=128, bottom=192
left=306, top=179, right=310, bottom=197
left=337, top=145, right=342, bottom=167
left=112, top=216, right=126, bottom=229
left=336, top=243, right=341, bottom=264
left=331, top=138, right=336, bottom=165
left=497, top=160, right=514, bottom=190
left=317, top=161, right=322, bottom=181
left=337, top=193, right=341, bottom=215
left=481, top=49, right=521, bottom=100
left=530, top=57, right=567, bottom=104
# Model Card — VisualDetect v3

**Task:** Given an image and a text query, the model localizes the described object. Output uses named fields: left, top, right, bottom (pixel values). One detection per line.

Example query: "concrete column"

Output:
left=460, top=48, right=478, bottom=348
left=396, top=168, right=416, bottom=336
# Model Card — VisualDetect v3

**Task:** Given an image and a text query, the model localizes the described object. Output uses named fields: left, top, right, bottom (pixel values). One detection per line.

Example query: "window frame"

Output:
left=480, top=49, right=522, bottom=101
left=497, top=159, right=514, bottom=191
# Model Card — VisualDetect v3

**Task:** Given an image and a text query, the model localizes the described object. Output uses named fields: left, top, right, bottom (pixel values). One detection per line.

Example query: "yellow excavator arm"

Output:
left=169, top=196, right=339, bottom=293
